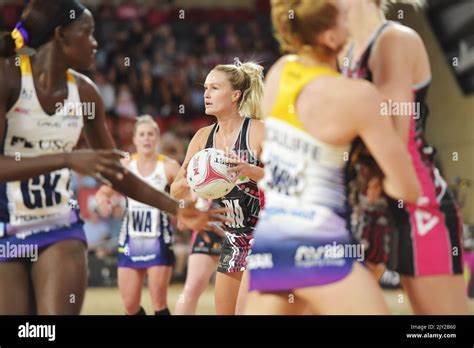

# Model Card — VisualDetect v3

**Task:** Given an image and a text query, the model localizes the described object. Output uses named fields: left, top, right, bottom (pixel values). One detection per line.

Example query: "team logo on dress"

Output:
left=37, top=120, right=61, bottom=128
left=14, top=107, right=29, bottom=115
left=294, top=244, right=349, bottom=267
left=20, top=88, right=33, bottom=100
left=10, top=136, right=75, bottom=152
left=415, top=209, right=439, bottom=236
left=10, top=136, right=33, bottom=148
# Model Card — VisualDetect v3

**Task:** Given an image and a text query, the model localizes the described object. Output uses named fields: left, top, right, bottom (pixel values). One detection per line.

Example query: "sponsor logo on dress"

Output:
left=37, top=120, right=61, bottom=128
left=247, top=253, right=273, bottom=270
left=10, top=136, right=75, bottom=152
left=14, top=107, right=30, bottom=115
left=20, top=88, right=33, bottom=100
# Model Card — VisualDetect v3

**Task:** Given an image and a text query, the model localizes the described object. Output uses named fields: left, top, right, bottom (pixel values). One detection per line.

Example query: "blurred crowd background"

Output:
left=0, top=0, right=280, bottom=283
left=0, top=0, right=472, bottom=294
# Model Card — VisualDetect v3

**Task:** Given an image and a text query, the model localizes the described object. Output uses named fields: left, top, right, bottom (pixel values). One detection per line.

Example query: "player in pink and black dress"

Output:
left=171, top=62, right=265, bottom=315
left=342, top=0, right=468, bottom=314
left=202, top=116, right=263, bottom=273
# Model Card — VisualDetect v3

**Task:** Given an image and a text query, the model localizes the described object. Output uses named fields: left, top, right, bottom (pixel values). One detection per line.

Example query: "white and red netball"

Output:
left=186, top=148, right=236, bottom=199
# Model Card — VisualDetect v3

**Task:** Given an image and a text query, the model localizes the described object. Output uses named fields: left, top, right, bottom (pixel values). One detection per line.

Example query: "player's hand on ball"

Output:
left=224, top=152, right=252, bottom=181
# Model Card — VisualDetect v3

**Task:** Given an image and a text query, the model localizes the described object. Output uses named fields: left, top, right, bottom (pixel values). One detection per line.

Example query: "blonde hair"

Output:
left=271, top=0, right=339, bottom=54
left=213, top=62, right=264, bottom=120
left=133, top=115, right=160, bottom=136
left=376, top=0, right=426, bottom=12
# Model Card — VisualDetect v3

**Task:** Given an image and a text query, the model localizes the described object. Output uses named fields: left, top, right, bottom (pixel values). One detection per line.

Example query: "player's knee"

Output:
left=150, top=284, right=168, bottom=298
left=123, top=300, right=141, bottom=315
left=183, top=282, right=206, bottom=300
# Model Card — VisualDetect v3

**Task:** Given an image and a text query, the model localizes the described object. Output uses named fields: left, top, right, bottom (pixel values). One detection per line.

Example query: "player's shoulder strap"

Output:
left=204, top=122, right=219, bottom=149
left=271, top=56, right=338, bottom=131
left=357, top=20, right=395, bottom=75
left=237, top=117, right=251, bottom=150
left=19, top=55, right=75, bottom=83
left=239, top=117, right=261, bottom=167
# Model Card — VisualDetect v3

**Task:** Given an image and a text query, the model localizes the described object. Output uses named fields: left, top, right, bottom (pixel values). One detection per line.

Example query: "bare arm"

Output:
left=350, top=80, right=421, bottom=203
left=370, top=27, right=425, bottom=144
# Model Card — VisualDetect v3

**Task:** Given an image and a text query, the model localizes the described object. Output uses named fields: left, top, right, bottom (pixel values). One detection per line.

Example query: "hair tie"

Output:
left=11, top=21, right=29, bottom=51
left=234, top=58, right=242, bottom=68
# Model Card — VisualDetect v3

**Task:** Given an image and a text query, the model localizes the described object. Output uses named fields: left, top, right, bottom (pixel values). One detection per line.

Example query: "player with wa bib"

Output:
left=96, top=116, right=180, bottom=315
left=171, top=62, right=265, bottom=315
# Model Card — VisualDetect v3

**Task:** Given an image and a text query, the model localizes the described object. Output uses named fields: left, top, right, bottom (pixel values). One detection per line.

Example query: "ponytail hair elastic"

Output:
left=234, top=57, right=242, bottom=68
left=11, top=21, right=29, bottom=51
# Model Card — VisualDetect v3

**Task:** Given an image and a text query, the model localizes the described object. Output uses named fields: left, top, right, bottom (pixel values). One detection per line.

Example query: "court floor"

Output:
left=81, top=285, right=474, bottom=315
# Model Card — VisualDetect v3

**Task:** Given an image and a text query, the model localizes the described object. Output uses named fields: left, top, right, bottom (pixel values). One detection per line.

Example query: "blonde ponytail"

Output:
left=213, top=61, right=264, bottom=120
left=237, top=62, right=264, bottom=120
